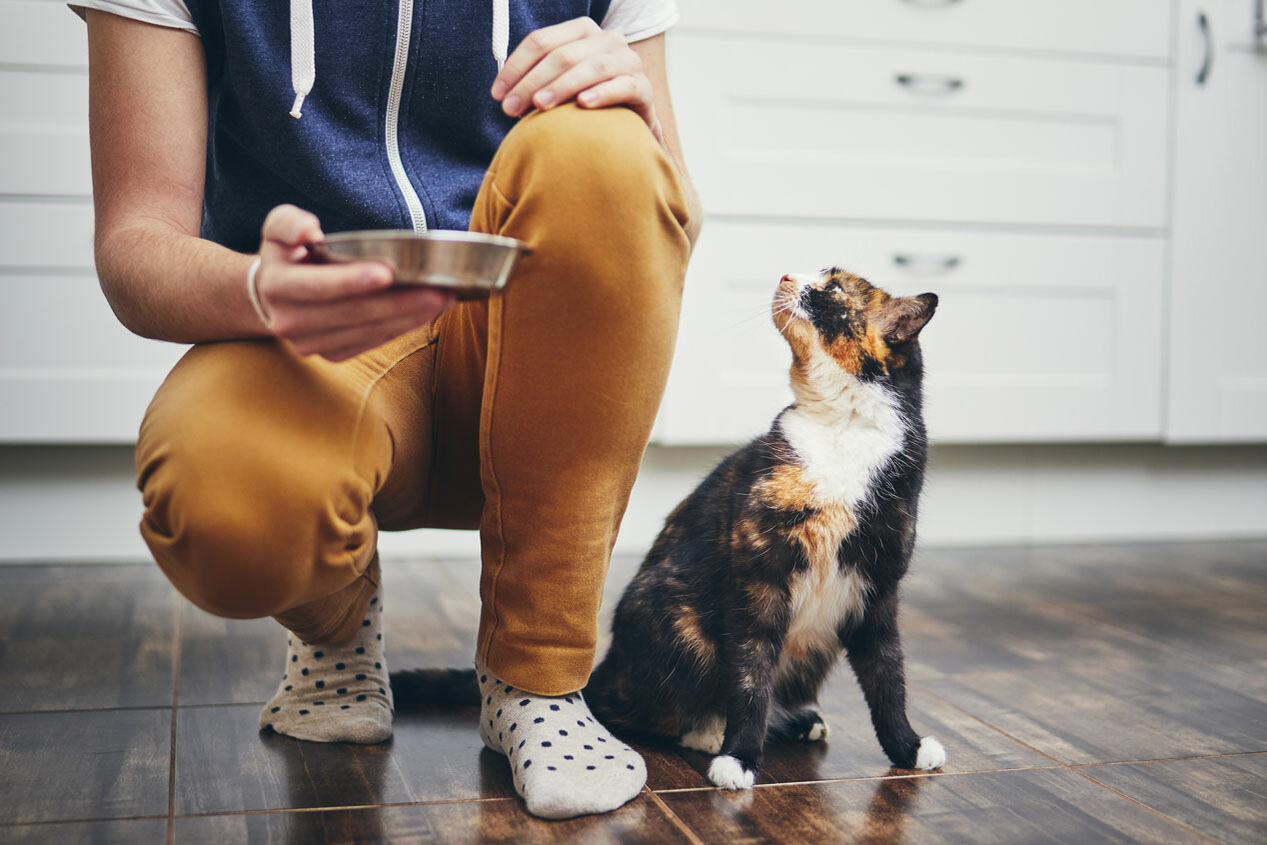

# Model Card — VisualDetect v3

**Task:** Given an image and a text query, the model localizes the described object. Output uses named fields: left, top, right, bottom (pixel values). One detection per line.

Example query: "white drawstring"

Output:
left=492, top=0, right=509, bottom=70
left=289, top=0, right=315, bottom=118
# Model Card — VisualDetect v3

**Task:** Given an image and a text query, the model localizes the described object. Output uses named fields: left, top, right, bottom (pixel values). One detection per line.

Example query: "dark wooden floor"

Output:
left=1, top=540, right=1264, bottom=844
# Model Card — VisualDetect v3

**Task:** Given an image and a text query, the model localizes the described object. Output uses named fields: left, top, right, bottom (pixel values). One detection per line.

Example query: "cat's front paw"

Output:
left=913, top=736, right=946, bottom=770
left=708, top=754, right=757, bottom=790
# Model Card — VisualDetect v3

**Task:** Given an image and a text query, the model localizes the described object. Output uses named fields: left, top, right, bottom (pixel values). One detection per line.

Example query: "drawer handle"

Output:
left=1196, top=11, right=1213, bottom=86
left=899, top=0, right=964, bottom=5
left=893, top=254, right=961, bottom=274
left=895, top=73, right=965, bottom=95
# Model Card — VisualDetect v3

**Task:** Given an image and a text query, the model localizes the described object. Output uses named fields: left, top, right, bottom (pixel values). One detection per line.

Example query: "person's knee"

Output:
left=137, top=411, right=373, bottom=620
left=499, top=103, right=669, bottom=204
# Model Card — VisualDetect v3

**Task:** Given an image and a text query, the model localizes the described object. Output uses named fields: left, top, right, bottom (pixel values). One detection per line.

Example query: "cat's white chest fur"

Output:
left=777, top=379, right=906, bottom=666
left=779, top=380, right=907, bottom=508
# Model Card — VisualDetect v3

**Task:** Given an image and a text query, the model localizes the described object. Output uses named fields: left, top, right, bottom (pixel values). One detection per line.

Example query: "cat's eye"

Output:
left=824, top=279, right=842, bottom=292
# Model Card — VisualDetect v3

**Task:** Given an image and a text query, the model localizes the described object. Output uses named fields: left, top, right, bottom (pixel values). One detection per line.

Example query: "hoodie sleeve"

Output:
left=600, top=0, right=679, bottom=43
left=69, top=0, right=198, bottom=35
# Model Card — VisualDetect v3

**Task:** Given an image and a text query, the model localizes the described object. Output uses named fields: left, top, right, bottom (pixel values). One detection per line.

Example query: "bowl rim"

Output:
left=321, top=229, right=527, bottom=252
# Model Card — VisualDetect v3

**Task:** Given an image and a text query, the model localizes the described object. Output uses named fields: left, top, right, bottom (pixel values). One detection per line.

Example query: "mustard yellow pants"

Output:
left=135, top=104, right=692, bottom=695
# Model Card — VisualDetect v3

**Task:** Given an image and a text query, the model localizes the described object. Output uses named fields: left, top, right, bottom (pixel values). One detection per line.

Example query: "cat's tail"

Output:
left=389, top=667, right=479, bottom=712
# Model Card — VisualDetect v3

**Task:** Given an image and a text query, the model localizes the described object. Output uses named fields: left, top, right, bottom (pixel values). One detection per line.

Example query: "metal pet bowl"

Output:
left=310, top=230, right=529, bottom=299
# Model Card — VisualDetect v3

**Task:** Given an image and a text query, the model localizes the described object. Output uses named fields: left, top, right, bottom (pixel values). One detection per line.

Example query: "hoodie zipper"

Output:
left=386, top=0, right=427, bottom=232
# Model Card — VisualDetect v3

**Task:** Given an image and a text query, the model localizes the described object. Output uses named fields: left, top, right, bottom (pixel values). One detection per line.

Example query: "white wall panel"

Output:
left=0, top=1, right=88, bottom=68
left=0, top=3, right=187, bottom=442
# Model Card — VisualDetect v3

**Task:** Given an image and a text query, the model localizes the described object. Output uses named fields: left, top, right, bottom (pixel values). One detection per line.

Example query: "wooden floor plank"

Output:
left=172, top=793, right=692, bottom=844
left=0, top=709, right=170, bottom=824
left=0, top=818, right=168, bottom=844
left=4, top=540, right=1266, bottom=842
left=1083, top=753, right=1267, bottom=845
left=0, top=564, right=175, bottom=713
left=920, top=657, right=1267, bottom=766
left=174, top=704, right=414, bottom=815
left=660, top=769, right=1208, bottom=844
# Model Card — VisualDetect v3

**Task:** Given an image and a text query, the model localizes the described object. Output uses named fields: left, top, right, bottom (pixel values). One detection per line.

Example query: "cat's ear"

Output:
left=880, top=293, right=938, bottom=343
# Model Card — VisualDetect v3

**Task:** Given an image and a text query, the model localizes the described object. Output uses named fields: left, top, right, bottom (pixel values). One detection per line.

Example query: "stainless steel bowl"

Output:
left=310, top=230, right=529, bottom=299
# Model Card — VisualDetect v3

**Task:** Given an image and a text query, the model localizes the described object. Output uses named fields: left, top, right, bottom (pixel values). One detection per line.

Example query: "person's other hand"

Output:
left=254, top=205, right=456, bottom=362
left=492, top=17, right=662, bottom=141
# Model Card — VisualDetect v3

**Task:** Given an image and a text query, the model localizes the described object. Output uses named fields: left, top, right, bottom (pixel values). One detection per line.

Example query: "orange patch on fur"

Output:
left=673, top=606, right=715, bottom=664
left=744, top=580, right=785, bottom=625
left=755, top=464, right=815, bottom=511
left=788, top=503, right=854, bottom=575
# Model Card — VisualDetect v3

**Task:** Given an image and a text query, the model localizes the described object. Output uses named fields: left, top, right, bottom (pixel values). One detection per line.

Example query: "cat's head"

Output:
left=773, top=268, right=937, bottom=387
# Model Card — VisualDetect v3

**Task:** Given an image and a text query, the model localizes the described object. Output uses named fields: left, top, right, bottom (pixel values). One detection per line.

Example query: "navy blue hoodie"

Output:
left=185, top=1, right=612, bottom=252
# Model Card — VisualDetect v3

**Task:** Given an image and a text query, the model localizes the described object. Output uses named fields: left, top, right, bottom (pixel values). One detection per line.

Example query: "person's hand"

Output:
left=492, top=17, right=662, bottom=141
left=253, top=205, right=455, bottom=362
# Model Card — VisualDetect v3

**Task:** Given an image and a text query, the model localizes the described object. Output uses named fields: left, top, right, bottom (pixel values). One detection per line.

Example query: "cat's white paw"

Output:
left=708, top=755, right=756, bottom=790
left=914, top=736, right=946, bottom=770
left=680, top=716, right=725, bottom=755
left=807, top=719, right=829, bottom=742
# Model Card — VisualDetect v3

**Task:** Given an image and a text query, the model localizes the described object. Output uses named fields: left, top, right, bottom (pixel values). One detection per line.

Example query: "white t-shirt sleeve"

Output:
left=69, top=0, right=198, bottom=35
left=600, top=0, right=679, bottom=42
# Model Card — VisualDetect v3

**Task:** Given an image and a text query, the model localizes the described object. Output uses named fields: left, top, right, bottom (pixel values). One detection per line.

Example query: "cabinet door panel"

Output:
left=669, top=35, right=1170, bottom=228
left=1166, top=0, right=1267, bottom=442
left=678, top=0, right=1170, bottom=60
left=660, top=223, right=1165, bottom=444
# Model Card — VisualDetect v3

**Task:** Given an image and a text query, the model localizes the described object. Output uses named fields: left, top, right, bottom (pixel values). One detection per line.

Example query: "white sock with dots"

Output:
left=476, top=658, right=646, bottom=819
left=259, top=589, right=393, bottom=744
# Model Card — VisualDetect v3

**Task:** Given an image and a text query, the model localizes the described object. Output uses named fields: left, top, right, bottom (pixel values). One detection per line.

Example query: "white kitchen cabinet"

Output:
left=662, top=222, right=1166, bottom=444
left=661, top=2, right=1178, bottom=444
left=1166, top=0, right=1267, bottom=442
left=671, top=32, right=1170, bottom=229
left=677, top=0, right=1171, bottom=60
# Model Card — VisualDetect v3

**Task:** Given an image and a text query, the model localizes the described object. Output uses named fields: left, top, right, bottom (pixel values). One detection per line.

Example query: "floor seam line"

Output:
left=1071, top=768, right=1221, bottom=844
left=166, top=593, right=182, bottom=845
left=914, top=684, right=1070, bottom=767
left=645, top=788, right=707, bottom=845
left=169, top=797, right=523, bottom=819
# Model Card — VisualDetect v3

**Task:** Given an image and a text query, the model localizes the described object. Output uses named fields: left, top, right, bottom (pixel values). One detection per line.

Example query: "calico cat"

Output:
left=582, top=268, right=943, bottom=789
left=392, top=268, right=943, bottom=789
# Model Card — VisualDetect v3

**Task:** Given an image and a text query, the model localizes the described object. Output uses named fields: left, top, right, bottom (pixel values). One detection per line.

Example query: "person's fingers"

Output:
left=260, top=204, right=323, bottom=254
left=492, top=17, right=601, bottom=104
left=527, top=41, right=641, bottom=112
left=270, top=284, right=450, bottom=339
left=576, top=74, right=656, bottom=125
left=263, top=259, right=395, bottom=305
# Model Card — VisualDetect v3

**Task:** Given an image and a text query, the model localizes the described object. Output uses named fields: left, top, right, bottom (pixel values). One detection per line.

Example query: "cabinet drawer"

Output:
left=677, top=0, right=1171, bottom=60
left=659, top=222, right=1165, bottom=444
left=669, top=34, right=1170, bottom=229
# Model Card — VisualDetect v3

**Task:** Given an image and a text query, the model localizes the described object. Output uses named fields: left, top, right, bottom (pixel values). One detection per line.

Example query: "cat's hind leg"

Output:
left=679, top=713, right=725, bottom=754
left=766, top=706, right=829, bottom=743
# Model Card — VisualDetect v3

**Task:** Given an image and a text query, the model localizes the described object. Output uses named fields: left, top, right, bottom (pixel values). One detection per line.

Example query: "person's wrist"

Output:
left=246, top=256, right=273, bottom=330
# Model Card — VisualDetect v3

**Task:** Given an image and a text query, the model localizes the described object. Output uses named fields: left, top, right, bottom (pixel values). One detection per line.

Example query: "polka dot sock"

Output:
left=259, top=589, right=393, bottom=744
left=476, top=658, right=646, bottom=819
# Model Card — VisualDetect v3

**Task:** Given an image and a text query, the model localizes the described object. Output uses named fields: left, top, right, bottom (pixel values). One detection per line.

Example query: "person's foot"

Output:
left=476, top=658, right=646, bottom=819
left=259, top=589, right=393, bottom=743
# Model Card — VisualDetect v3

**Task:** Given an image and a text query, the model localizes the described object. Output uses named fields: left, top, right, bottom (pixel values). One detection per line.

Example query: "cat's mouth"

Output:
left=773, top=274, right=813, bottom=331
